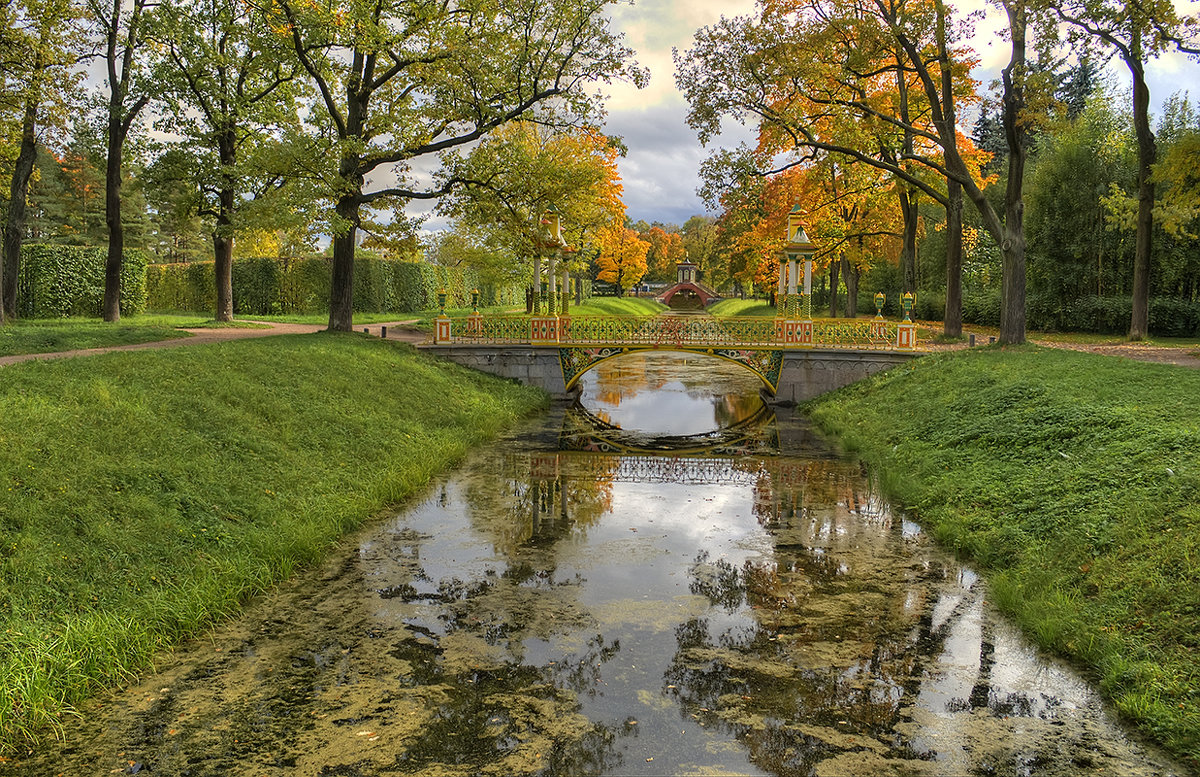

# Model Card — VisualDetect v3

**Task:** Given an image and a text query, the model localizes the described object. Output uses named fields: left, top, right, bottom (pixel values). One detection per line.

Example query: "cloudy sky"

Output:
left=600, top=0, right=758, bottom=227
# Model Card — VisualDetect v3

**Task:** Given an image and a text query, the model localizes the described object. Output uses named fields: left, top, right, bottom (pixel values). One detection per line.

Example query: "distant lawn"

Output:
left=0, top=317, right=198, bottom=357
left=0, top=334, right=547, bottom=754
left=569, top=297, right=666, bottom=315
left=708, top=299, right=776, bottom=317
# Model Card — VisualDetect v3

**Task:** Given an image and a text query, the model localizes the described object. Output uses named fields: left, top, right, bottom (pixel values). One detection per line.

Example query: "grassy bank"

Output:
left=0, top=334, right=547, bottom=753
left=807, top=346, right=1200, bottom=765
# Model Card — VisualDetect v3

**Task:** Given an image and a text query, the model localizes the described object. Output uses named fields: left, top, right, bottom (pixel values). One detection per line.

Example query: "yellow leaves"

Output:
left=595, top=223, right=649, bottom=291
left=1100, top=182, right=1138, bottom=233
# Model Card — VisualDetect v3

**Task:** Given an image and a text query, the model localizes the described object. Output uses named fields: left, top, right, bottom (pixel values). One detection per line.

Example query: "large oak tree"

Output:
left=1051, top=0, right=1199, bottom=339
left=149, top=0, right=303, bottom=321
left=89, top=0, right=153, bottom=322
left=677, top=0, right=1021, bottom=340
left=269, top=0, right=644, bottom=331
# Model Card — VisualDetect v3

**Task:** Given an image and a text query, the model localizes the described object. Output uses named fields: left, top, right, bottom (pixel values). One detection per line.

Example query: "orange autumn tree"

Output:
left=714, top=161, right=900, bottom=313
left=596, top=222, right=650, bottom=294
left=441, top=122, right=627, bottom=293
left=679, top=0, right=995, bottom=336
left=641, top=225, right=686, bottom=282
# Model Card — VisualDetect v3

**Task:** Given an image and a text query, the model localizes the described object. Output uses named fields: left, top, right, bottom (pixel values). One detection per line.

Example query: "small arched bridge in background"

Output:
left=420, top=312, right=921, bottom=402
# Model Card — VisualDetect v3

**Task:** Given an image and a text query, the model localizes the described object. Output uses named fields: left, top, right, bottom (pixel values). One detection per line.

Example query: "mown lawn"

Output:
left=807, top=345, right=1200, bottom=766
left=0, top=316, right=204, bottom=356
left=0, top=333, right=547, bottom=753
left=707, top=298, right=776, bottom=317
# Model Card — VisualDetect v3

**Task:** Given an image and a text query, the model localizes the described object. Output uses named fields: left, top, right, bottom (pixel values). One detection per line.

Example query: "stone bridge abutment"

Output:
left=419, top=344, right=917, bottom=403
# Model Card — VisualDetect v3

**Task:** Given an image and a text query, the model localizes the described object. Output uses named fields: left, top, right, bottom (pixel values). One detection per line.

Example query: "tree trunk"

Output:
left=328, top=194, right=359, bottom=331
left=1128, top=51, right=1155, bottom=340
left=214, top=131, right=237, bottom=322
left=829, top=256, right=840, bottom=317
left=936, top=3, right=964, bottom=339
left=2, top=97, right=39, bottom=322
left=997, top=2, right=1028, bottom=345
left=213, top=228, right=234, bottom=322
left=842, top=255, right=859, bottom=317
left=898, top=188, right=918, bottom=294
left=103, top=110, right=126, bottom=323
left=944, top=178, right=963, bottom=337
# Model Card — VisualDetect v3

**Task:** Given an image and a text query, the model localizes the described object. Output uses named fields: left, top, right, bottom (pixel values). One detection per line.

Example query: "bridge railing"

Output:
left=435, top=314, right=917, bottom=350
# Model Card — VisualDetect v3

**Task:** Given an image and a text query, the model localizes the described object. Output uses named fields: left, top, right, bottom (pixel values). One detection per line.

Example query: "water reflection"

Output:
left=577, top=351, right=769, bottom=437
left=15, top=355, right=1185, bottom=776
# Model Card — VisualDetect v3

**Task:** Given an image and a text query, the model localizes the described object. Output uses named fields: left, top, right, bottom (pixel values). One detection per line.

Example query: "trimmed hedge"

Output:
left=17, top=244, right=148, bottom=318
left=900, top=288, right=1200, bottom=337
left=146, top=256, right=528, bottom=315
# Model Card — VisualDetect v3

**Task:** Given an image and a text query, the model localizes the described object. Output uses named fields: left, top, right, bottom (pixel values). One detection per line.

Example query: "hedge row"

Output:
left=17, top=244, right=148, bottom=318
left=145, top=257, right=527, bottom=315
left=875, top=289, right=1200, bottom=337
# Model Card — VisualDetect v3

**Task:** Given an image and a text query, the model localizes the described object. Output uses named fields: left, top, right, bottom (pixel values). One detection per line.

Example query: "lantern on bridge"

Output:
left=532, top=206, right=565, bottom=341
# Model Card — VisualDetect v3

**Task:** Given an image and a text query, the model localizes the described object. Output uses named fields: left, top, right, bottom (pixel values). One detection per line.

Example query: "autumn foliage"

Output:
left=595, top=222, right=650, bottom=293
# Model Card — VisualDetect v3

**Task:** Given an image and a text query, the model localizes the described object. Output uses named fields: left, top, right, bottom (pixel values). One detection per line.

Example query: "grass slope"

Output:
left=0, top=334, right=547, bottom=752
left=568, top=297, right=665, bottom=316
left=807, top=345, right=1200, bottom=765
left=707, top=299, right=777, bottom=317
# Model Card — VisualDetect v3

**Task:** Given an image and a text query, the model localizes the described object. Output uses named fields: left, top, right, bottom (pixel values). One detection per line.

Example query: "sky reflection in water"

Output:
left=576, top=351, right=767, bottom=436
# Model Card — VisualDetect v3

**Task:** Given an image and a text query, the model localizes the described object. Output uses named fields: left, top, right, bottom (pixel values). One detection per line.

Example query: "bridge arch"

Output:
left=559, top=345, right=783, bottom=394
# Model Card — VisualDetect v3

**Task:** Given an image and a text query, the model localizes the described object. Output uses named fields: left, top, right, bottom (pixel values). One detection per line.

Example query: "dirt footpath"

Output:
left=0, top=320, right=428, bottom=368
left=1031, top=339, right=1200, bottom=368
left=928, top=327, right=1200, bottom=369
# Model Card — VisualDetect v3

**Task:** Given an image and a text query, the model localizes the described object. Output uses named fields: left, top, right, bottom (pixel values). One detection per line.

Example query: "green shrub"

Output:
left=17, top=245, right=147, bottom=318
left=145, top=260, right=216, bottom=313
left=145, top=256, right=527, bottom=315
left=957, top=292, right=1200, bottom=336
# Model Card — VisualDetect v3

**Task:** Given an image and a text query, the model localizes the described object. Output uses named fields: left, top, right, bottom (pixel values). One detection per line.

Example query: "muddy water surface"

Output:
left=18, top=353, right=1186, bottom=776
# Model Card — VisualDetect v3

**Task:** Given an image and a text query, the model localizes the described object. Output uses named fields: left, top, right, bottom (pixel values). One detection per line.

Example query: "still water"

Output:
left=21, top=353, right=1184, bottom=776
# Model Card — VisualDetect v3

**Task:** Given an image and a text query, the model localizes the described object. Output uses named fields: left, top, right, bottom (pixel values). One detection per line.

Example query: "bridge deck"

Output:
left=436, top=313, right=917, bottom=351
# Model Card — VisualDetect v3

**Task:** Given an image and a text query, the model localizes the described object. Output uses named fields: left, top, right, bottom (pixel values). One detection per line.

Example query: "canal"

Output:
left=23, top=353, right=1185, bottom=776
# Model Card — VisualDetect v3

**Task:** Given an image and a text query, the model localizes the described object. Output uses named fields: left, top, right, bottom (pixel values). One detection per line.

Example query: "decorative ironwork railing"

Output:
left=438, top=314, right=915, bottom=350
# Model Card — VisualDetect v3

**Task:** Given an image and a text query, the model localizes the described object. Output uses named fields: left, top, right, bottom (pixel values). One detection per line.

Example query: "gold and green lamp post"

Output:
left=870, top=292, right=887, bottom=340
left=466, top=287, right=483, bottom=337
left=897, top=291, right=916, bottom=349
left=781, top=205, right=817, bottom=346
left=434, top=288, right=451, bottom=344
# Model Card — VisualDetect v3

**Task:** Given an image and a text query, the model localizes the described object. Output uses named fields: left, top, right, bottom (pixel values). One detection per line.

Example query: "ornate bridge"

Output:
left=423, top=312, right=920, bottom=401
